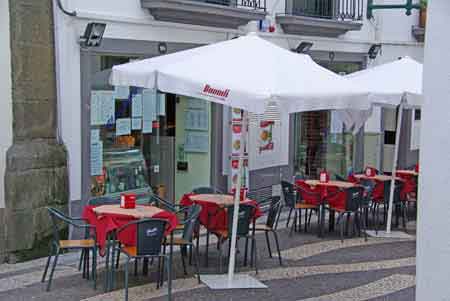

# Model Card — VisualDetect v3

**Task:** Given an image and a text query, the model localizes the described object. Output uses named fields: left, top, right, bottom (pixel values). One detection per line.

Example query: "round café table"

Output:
left=82, top=204, right=178, bottom=292
left=179, top=193, right=262, bottom=267
left=304, top=180, right=359, bottom=237
left=180, top=194, right=262, bottom=232
left=396, top=170, right=419, bottom=177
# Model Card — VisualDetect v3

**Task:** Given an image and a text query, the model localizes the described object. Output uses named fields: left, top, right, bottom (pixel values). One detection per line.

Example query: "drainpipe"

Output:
left=56, top=0, right=76, bottom=16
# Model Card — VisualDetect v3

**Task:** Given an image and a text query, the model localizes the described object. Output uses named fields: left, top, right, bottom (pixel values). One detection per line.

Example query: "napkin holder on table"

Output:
left=120, top=193, right=136, bottom=209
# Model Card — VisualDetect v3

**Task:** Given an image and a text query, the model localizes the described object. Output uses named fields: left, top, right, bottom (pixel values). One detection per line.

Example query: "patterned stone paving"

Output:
left=0, top=213, right=417, bottom=301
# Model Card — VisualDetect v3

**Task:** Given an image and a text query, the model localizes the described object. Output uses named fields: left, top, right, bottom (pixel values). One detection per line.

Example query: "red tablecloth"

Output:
left=179, top=193, right=262, bottom=232
left=396, top=172, right=417, bottom=201
left=82, top=205, right=178, bottom=253
left=296, top=180, right=347, bottom=211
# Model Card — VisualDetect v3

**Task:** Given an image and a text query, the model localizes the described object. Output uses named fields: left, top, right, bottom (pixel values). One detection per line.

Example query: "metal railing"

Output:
left=194, top=0, right=266, bottom=11
left=285, top=0, right=363, bottom=21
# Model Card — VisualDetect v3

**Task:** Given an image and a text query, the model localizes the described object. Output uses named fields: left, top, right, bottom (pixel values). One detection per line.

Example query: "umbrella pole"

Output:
left=227, top=111, right=247, bottom=282
left=386, top=96, right=405, bottom=234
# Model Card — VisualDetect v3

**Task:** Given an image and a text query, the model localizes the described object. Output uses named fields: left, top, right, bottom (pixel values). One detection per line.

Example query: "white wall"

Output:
left=416, top=1, right=450, bottom=299
left=54, top=0, right=424, bottom=202
left=0, top=1, right=13, bottom=209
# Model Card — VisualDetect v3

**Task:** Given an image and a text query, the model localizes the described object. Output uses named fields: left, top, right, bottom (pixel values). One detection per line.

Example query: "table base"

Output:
left=201, top=274, right=267, bottom=289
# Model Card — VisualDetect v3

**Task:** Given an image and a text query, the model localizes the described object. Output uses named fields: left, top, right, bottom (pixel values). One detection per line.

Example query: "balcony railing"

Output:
left=197, top=0, right=266, bottom=11
left=286, top=0, right=363, bottom=21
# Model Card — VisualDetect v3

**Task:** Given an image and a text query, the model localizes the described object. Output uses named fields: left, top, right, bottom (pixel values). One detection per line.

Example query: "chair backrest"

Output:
left=182, top=204, right=202, bottom=242
left=266, top=198, right=282, bottom=229
left=281, top=181, right=297, bottom=208
left=247, top=185, right=273, bottom=205
left=344, top=187, right=364, bottom=211
left=150, top=194, right=176, bottom=212
left=227, top=204, right=255, bottom=237
left=135, top=219, right=168, bottom=256
left=47, top=207, right=70, bottom=243
left=383, top=180, right=403, bottom=204
left=87, top=196, right=119, bottom=206
left=334, top=174, right=346, bottom=181
left=192, top=186, right=222, bottom=194
left=359, top=179, right=375, bottom=206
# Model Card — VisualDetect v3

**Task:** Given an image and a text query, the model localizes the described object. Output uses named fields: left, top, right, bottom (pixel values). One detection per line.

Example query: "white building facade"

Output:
left=49, top=0, right=424, bottom=215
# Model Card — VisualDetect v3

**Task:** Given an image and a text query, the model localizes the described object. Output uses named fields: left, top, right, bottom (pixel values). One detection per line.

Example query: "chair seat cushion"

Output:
left=59, top=239, right=95, bottom=249
left=164, top=237, right=190, bottom=246
left=252, top=224, right=273, bottom=231
left=295, top=203, right=318, bottom=209
left=212, top=230, right=228, bottom=239
left=122, top=246, right=137, bottom=257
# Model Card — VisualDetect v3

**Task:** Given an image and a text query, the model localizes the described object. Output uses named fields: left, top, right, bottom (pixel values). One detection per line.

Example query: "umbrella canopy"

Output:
left=110, top=32, right=370, bottom=114
left=346, top=56, right=423, bottom=107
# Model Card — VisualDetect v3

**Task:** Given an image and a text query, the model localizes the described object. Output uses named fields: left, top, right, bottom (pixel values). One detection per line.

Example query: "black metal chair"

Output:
left=192, top=186, right=223, bottom=194
left=163, top=204, right=202, bottom=283
left=214, top=204, right=258, bottom=274
left=328, top=187, right=366, bottom=243
left=251, top=197, right=283, bottom=266
left=334, top=174, right=347, bottom=181
left=359, top=179, right=375, bottom=230
left=287, top=181, right=320, bottom=235
left=374, top=180, right=404, bottom=233
left=42, top=207, right=97, bottom=291
left=112, top=218, right=172, bottom=301
left=280, top=181, right=297, bottom=228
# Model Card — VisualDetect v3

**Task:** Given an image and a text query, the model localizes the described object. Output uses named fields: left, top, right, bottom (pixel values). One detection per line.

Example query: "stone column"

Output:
left=4, top=0, right=68, bottom=256
left=416, top=0, right=450, bottom=299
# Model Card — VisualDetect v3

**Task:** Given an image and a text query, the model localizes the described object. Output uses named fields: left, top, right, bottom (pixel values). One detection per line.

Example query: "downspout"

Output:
left=56, top=0, right=76, bottom=17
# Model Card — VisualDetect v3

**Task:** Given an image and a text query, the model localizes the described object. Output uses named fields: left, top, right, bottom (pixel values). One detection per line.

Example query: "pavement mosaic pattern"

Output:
left=0, top=211, right=417, bottom=301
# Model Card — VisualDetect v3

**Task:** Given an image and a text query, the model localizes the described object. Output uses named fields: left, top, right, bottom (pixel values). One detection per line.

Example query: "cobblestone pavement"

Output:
left=0, top=211, right=416, bottom=301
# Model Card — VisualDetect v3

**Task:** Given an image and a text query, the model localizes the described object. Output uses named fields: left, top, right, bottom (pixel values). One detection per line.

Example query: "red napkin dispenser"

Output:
left=319, top=171, right=330, bottom=183
left=231, top=187, right=248, bottom=201
left=120, top=193, right=136, bottom=209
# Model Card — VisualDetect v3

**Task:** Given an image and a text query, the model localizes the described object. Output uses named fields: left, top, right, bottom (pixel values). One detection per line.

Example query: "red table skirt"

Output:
left=179, top=194, right=262, bottom=232
left=296, top=180, right=347, bottom=212
left=396, top=173, right=417, bottom=200
left=82, top=205, right=178, bottom=253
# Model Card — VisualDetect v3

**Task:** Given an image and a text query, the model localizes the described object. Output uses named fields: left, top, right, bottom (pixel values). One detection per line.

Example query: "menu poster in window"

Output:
left=90, top=128, right=100, bottom=144
left=142, top=89, right=157, bottom=122
left=142, top=119, right=153, bottom=134
left=116, top=118, right=131, bottom=136
left=185, top=110, right=209, bottom=131
left=184, top=131, right=209, bottom=153
left=114, top=86, right=129, bottom=99
left=157, top=93, right=166, bottom=116
left=90, top=141, right=103, bottom=176
left=187, top=98, right=207, bottom=110
left=132, top=118, right=142, bottom=130
left=91, top=91, right=115, bottom=125
left=132, top=94, right=143, bottom=117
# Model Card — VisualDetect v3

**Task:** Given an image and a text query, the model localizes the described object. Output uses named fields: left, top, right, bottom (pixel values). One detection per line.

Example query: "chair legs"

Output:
left=272, top=231, right=282, bottom=266
left=193, top=245, right=201, bottom=284
left=46, top=247, right=60, bottom=292
left=41, top=245, right=55, bottom=284
left=264, top=231, right=272, bottom=258
left=286, top=208, right=293, bottom=228
left=124, top=258, right=130, bottom=301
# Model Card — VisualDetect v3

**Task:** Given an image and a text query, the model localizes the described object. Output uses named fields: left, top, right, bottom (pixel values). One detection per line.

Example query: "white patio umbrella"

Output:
left=345, top=57, right=423, bottom=237
left=110, top=32, right=371, bottom=289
